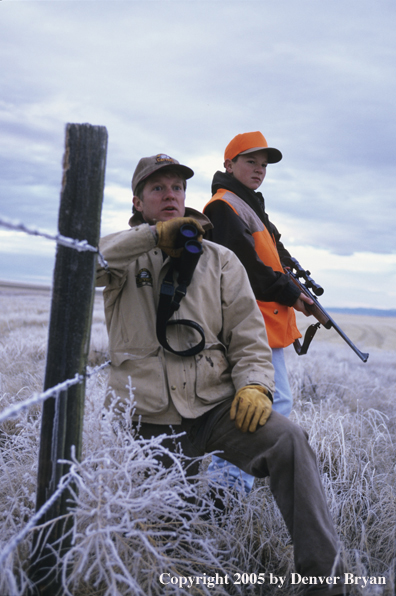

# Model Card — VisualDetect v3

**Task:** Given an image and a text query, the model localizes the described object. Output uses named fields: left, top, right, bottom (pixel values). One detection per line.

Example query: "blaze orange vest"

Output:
left=205, top=190, right=301, bottom=349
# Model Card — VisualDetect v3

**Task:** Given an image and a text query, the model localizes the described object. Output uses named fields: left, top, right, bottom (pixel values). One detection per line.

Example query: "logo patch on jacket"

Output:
left=136, top=268, right=153, bottom=288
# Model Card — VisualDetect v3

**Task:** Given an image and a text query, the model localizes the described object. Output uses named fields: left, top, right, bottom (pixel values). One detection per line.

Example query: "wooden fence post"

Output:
left=29, top=123, right=108, bottom=595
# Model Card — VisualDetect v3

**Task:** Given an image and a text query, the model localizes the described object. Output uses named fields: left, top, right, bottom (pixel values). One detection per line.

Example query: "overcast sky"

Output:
left=0, top=0, right=395, bottom=309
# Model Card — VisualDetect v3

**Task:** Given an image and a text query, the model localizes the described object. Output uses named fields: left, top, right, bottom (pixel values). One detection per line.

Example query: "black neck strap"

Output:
left=156, top=263, right=205, bottom=357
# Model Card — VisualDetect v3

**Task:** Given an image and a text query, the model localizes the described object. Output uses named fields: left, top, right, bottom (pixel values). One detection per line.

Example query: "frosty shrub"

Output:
left=1, top=289, right=395, bottom=595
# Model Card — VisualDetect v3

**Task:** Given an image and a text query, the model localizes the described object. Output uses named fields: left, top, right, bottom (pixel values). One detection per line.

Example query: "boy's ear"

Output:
left=224, top=158, right=234, bottom=174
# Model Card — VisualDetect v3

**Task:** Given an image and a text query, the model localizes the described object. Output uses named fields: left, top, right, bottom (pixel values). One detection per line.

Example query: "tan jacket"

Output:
left=97, top=209, right=275, bottom=424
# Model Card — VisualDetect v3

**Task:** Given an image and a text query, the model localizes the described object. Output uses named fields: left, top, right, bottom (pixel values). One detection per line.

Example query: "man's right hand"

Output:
left=156, top=217, right=204, bottom=258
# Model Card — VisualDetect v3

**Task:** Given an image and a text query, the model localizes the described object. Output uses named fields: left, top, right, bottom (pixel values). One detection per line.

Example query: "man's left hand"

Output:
left=230, top=385, right=272, bottom=433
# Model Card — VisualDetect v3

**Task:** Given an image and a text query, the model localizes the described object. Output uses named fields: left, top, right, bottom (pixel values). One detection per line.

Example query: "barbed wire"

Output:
left=0, top=360, right=111, bottom=561
left=0, top=361, right=111, bottom=425
left=0, top=359, right=111, bottom=564
left=0, top=216, right=108, bottom=269
left=0, top=215, right=112, bottom=570
left=0, top=474, right=73, bottom=567
left=86, top=360, right=112, bottom=377
left=0, top=215, right=111, bottom=426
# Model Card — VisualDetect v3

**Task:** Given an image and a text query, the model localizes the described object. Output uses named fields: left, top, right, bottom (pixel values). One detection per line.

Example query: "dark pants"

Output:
left=138, top=399, right=345, bottom=596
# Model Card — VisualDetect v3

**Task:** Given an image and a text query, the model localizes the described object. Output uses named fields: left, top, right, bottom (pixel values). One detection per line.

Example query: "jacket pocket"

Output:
left=108, top=356, right=168, bottom=415
left=195, top=349, right=234, bottom=403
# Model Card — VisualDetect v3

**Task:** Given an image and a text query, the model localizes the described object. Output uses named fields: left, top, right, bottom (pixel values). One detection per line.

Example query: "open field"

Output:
left=1, top=280, right=395, bottom=353
left=0, top=285, right=395, bottom=595
left=294, top=311, right=396, bottom=353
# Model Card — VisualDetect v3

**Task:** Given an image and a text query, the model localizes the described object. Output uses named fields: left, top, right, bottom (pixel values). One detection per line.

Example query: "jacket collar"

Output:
left=128, top=206, right=213, bottom=231
left=211, top=170, right=267, bottom=224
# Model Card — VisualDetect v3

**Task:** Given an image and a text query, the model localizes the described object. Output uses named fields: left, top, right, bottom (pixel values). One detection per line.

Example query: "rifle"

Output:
left=283, top=256, right=369, bottom=363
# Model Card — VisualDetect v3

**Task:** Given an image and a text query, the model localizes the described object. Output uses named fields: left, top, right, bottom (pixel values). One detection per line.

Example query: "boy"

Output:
left=204, top=131, right=313, bottom=493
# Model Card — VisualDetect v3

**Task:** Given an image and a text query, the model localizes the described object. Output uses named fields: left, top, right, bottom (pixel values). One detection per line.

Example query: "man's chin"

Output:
left=161, top=210, right=182, bottom=220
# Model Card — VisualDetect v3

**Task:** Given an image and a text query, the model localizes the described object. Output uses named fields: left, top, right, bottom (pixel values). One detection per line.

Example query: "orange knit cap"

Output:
left=224, top=131, right=282, bottom=163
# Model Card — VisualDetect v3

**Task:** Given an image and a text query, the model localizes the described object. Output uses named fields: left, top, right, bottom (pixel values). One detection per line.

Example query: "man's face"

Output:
left=224, top=149, right=268, bottom=191
left=133, top=171, right=186, bottom=224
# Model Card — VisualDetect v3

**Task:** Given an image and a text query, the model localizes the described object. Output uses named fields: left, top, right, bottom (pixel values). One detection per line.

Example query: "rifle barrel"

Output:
left=287, top=269, right=369, bottom=363
left=326, top=313, right=369, bottom=362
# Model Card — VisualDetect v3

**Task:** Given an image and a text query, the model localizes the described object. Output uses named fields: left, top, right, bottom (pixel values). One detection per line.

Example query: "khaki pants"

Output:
left=138, top=399, right=346, bottom=596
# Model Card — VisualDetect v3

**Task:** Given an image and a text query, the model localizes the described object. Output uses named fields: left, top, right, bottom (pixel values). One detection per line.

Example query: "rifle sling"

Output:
left=293, top=322, right=321, bottom=356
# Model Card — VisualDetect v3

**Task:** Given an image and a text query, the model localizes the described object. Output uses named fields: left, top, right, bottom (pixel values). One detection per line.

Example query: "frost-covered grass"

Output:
left=0, top=289, right=395, bottom=595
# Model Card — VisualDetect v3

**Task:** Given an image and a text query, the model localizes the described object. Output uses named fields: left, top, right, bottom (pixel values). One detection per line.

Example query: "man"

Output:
left=204, top=131, right=313, bottom=493
left=96, top=153, right=347, bottom=595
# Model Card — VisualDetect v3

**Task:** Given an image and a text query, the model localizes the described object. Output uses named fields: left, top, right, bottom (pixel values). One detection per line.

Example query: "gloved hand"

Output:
left=156, top=217, right=205, bottom=258
left=230, top=385, right=272, bottom=433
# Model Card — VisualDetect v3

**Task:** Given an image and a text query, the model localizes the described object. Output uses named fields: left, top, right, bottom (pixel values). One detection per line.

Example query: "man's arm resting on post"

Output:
left=96, top=224, right=157, bottom=287
left=96, top=217, right=205, bottom=286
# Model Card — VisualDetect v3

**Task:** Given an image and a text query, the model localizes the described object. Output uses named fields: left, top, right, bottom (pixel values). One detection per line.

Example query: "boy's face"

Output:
left=225, top=149, right=268, bottom=191
left=133, top=171, right=186, bottom=224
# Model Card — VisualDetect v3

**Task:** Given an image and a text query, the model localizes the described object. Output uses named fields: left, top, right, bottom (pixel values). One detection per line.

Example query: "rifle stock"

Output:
left=284, top=258, right=369, bottom=363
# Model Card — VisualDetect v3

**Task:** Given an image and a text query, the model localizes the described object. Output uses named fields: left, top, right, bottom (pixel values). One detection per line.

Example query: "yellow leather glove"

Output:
left=156, top=217, right=205, bottom=258
left=230, top=385, right=272, bottom=433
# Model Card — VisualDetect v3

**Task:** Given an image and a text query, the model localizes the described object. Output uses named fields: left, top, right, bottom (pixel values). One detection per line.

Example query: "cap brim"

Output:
left=170, top=164, right=194, bottom=180
left=239, top=146, right=282, bottom=163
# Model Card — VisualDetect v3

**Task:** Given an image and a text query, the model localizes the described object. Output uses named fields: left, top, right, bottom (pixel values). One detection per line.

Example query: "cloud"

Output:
left=0, top=0, right=395, bottom=307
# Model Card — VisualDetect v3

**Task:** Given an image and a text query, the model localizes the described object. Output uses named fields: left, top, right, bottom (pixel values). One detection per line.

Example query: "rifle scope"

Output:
left=286, top=257, right=324, bottom=296
left=303, top=271, right=324, bottom=297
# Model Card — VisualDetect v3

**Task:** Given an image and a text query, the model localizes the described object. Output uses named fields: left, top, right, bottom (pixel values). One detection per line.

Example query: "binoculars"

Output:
left=174, top=223, right=203, bottom=287
left=156, top=222, right=205, bottom=357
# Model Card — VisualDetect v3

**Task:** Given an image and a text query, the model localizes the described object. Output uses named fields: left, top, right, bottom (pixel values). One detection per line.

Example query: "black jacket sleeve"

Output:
left=269, top=221, right=294, bottom=265
left=205, top=201, right=300, bottom=306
